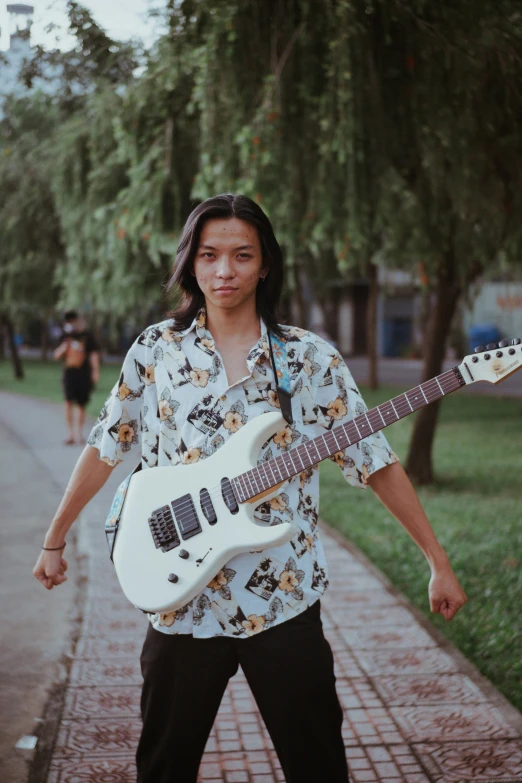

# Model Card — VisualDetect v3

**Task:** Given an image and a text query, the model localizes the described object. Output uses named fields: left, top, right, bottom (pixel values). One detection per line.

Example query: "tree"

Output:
left=357, top=0, right=522, bottom=482
left=0, top=94, right=65, bottom=377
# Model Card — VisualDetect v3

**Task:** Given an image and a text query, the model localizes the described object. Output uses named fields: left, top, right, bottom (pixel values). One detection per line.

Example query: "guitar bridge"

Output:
left=148, top=505, right=180, bottom=552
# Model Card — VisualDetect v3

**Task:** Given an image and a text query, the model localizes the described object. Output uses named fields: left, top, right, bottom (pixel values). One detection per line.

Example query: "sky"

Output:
left=0, top=0, right=164, bottom=52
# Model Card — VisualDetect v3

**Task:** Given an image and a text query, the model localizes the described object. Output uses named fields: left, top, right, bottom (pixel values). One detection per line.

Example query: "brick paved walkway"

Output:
left=47, top=519, right=522, bottom=782
left=2, top=392, right=521, bottom=783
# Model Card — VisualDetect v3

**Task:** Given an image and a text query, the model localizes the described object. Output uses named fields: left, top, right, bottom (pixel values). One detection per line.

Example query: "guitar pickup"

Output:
left=171, top=494, right=202, bottom=540
left=148, top=505, right=180, bottom=552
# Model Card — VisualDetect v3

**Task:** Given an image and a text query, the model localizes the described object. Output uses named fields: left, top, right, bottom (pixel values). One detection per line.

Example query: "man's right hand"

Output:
left=33, top=550, right=68, bottom=590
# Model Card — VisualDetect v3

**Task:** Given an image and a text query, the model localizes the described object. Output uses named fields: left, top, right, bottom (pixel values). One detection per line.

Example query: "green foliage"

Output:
left=2, top=0, right=522, bottom=332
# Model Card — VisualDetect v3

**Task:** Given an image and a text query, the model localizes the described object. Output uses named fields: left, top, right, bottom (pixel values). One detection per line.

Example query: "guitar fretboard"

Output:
left=232, top=366, right=465, bottom=503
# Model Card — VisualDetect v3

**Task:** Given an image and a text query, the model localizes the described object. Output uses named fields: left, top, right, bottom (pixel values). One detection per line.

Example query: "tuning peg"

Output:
left=510, top=337, right=521, bottom=345
left=473, top=345, right=485, bottom=353
left=486, top=343, right=497, bottom=350
left=498, top=339, right=510, bottom=348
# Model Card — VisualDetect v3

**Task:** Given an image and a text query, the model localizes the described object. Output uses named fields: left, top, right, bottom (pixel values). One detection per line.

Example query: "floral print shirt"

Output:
left=88, top=308, right=398, bottom=638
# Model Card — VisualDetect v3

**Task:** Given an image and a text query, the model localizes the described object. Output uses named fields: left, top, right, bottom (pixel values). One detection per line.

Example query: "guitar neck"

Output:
left=232, top=365, right=466, bottom=503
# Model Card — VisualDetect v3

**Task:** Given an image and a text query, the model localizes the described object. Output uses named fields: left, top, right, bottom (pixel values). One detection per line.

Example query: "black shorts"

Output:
left=63, top=368, right=92, bottom=407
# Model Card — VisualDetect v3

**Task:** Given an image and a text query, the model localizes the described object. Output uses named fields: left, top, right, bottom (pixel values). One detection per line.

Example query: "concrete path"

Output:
left=1, top=391, right=522, bottom=783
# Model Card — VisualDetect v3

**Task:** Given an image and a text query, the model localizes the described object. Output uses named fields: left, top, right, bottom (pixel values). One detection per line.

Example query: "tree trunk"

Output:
left=322, top=286, right=340, bottom=346
left=405, top=257, right=461, bottom=484
left=0, top=319, right=5, bottom=360
left=41, top=318, right=49, bottom=361
left=2, top=315, right=24, bottom=379
left=293, top=263, right=308, bottom=330
left=366, top=261, right=379, bottom=389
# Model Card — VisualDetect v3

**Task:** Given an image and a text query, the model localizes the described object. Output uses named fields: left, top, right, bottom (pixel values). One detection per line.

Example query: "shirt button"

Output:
left=220, top=395, right=226, bottom=401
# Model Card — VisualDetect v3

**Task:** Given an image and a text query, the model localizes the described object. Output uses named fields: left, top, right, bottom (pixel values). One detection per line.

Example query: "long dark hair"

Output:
left=165, top=193, right=286, bottom=337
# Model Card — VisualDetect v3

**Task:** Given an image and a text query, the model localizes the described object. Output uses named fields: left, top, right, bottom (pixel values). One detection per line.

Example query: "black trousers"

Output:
left=136, top=600, right=349, bottom=783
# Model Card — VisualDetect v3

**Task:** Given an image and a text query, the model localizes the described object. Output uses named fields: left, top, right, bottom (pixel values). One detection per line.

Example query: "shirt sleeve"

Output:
left=312, top=344, right=399, bottom=489
left=87, top=337, right=147, bottom=467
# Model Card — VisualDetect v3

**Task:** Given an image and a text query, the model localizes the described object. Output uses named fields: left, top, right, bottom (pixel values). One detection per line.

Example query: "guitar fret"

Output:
left=275, top=458, right=286, bottom=482
left=234, top=478, right=244, bottom=503
left=410, top=388, right=423, bottom=408
left=295, top=447, right=305, bottom=470
left=232, top=368, right=467, bottom=503
left=251, top=469, right=262, bottom=494
left=245, top=471, right=256, bottom=496
left=266, top=460, right=278, bottom=485
left=237, top=475, right=247, bottom=501
left=311, top=440, right=322, bottom=462
left=332, top=429, right=343, bottom=451
left=258, top=464, right=271, bottom=490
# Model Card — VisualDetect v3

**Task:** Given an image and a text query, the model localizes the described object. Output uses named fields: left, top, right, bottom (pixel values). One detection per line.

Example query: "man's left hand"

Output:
left=428, top=565, right=468, bottom=621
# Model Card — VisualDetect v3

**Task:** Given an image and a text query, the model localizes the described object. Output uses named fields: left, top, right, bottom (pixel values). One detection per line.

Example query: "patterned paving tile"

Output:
left=69, top=658, right=142, bottom=687
left=414, top=739, right=522, bottom=781
left=354, top=646, right=458, bottom=676
left=336, top=677, right=387, bottom=710
left=342, top=706, right=405, bottom=746
left=47, top=757, right=137, bottom=783
left=53, top=718, right=142, bottom=759
left=323, top=604, right=418, bottom=629
left=345, top=742, right=431, bottom=782
left=323, top=588, right=399, bottom=607
left=372, top=674, right=488, bottom=706
left=74, top=636, right=144, bottom=659
left=81, top=613, right=148, bottom=639
left=340, top=625, right=437, bottom=649
left=391, top=704, right=520, bottom=743
left=63, top=686, right=141, bottom=720
left=43, top=512, right=522, bottom=783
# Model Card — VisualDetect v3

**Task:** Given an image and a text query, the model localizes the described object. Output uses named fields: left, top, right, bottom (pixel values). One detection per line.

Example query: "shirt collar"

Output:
left=183, top=307, right=270, bottom=369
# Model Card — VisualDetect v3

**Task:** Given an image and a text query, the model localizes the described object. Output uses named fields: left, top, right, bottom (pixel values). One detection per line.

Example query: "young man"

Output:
left=53, top=310, right=100, bottom=444
left=34, top=194, right=467, bottom=783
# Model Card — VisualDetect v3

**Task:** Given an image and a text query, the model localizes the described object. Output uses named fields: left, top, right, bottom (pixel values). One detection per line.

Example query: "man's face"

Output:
left=193, top=218, right=266, bottom=312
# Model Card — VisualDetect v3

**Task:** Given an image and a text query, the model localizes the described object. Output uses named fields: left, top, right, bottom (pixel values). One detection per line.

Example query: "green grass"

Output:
left=2, top=358, right=521, bottom=711
left=320, top=387, right=522, bottom=712
left=0, top=358, right=116, bottom=418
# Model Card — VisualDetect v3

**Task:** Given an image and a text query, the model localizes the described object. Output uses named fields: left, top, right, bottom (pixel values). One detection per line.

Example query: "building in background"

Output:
left=0, top=3, right=59, bottom=117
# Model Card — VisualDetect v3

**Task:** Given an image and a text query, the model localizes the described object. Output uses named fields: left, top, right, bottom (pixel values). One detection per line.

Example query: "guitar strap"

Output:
left=267, top=330, right=293, bottom=425
left=105, top=330, right=292, bottom=560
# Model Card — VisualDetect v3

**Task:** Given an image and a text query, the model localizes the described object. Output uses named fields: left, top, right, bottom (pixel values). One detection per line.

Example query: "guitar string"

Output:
left=161, top=369, right=460, bottom=526
left=166, top=369, right=461, bottom=524
left=167, top=369, right=460, bottom=524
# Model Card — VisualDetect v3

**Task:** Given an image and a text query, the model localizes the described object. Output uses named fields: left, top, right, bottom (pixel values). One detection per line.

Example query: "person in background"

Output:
left=53, top=310, right=100, bottom=445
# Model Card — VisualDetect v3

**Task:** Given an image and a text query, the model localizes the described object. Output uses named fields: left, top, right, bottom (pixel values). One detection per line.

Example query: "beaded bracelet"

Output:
left=42, top=543, right=66, bottom=551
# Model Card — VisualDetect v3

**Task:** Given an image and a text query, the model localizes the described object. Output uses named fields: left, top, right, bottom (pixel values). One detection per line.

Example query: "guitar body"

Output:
left=108, top=337, right=522, bottom=615
left=113, top=411, right=297, bottom=614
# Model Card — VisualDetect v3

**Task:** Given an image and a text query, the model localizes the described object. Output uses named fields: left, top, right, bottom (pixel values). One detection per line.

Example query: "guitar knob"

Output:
left=498, top=339, right=510, bottom=348
left=496, top=351, right=503, bottom=358
left=473, top=345, right=485, bottom=353
left=510, top=337, right=521, bottom=345
left=168, top=573, right=179, bottom=583
left=486, top=343, right=497, bottom=350
left=509, top=348, right=516, bottom=355
left=179, top=549, right=189, bottom=559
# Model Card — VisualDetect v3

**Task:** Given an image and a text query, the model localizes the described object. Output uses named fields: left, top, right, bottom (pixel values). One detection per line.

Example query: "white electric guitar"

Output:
left=109, top=339, right=522, bottom=614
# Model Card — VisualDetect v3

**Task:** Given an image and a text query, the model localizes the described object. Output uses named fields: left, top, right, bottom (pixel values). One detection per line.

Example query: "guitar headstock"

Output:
left=459, top=338, right=522, bottom=384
